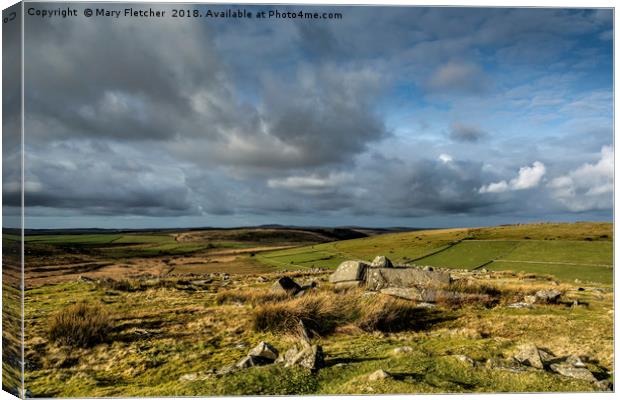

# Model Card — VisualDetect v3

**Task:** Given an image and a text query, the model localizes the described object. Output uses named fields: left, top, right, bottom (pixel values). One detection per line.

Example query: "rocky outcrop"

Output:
left=329, top=261, right=369, bottom=284
left=366, top=268, right=451, bottom=291
left=371, top=255, right=393, bottom=268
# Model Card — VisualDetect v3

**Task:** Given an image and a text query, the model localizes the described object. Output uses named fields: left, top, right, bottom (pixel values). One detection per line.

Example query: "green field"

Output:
left=259, top=223, right=613, bottom=285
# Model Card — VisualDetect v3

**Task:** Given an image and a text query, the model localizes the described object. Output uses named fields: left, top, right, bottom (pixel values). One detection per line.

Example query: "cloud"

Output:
left=438, top=153, right=453, bottom=163
left=449, top=122, right=488, bottom=142
left=427, top=61, right=489, bottom=94
left=479, top=161, right=546, bottom=193
left=548, top=146, right=613, bottom=212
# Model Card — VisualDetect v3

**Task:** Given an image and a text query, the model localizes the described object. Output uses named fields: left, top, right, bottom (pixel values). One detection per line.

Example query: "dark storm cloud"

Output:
left=19, top=5, right=613, bottom=225
left=449, top=122, right=488, bottom=142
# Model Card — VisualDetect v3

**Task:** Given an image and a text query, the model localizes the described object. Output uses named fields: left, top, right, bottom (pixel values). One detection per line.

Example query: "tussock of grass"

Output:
left=215, top=288, right=290, bottom=305
left=253, top=290, right=444, bottom=335
left=48, top=302, right=112, bottom=347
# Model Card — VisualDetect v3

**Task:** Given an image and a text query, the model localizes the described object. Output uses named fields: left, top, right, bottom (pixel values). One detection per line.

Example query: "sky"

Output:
left=3, top=5, right=614, bottom=229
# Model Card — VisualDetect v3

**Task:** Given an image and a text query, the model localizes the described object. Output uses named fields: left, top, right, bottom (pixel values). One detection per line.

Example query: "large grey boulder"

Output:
left=371, top=255, right=393, bottom=268
left=366, top=268, right=450, bottom=291
left=236, top=355, right=270, bottom=369
left=329, top=261, right=369, bottom=283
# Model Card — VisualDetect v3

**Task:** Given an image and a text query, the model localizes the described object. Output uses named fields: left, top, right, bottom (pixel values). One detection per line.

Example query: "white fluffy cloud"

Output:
left=479, top=161, right=546, bottom=193
left=548, top=146, right=613, bottom=211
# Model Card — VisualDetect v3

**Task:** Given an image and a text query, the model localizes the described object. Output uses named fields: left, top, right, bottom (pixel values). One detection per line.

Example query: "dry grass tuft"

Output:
left=215, top=288, right=290, bottom=305
left=356, top=295, right=425, bottom=332
left=48, top=302, right=113, bottom=348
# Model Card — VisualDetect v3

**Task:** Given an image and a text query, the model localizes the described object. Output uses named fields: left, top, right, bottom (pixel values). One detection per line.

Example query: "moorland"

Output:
left=2, top=222, right=613, bottom=396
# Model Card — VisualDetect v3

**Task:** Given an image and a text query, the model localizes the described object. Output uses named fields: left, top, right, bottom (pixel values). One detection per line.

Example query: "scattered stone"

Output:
left=271, top=277, right=302, bottom=296
left=286, top=344, right=325, bottom=370
left=371, top=255, right=393, bottom=268
left=379, top=287, right=422, bottom=301
left=368, top=369, right=391, bottom=381
left=453, top=355, right=475, bottom=366
left=523, top=295, right=537, bottom=304
left=422, top=266, right=434, bottom=271
left=329, top=260, right=369, bottom=283
left=514, top=344, right=544, bottom=369
left=178, top=373, right=198, bottom=382
left=416, top=302, right=436, bottom=308
left=594, top=379, right=613, bottom=391
left=485, top=357, right=527, bottom=372
left=549, top=362, right=596, bottom=382
left=236, top=355, right=271, bottom=369
left=565, top=355, right=585, bottom=368
left=276, top=347, right=300, bottom=364
left=534, top=289, right=562, bottom=304
left=393, top=346, right=413, bottom=354
left=248, top=341, right=279, bottom=361
left=256, top=276, right=268, bottom=283
left=507, top=302, right=532, bottom=309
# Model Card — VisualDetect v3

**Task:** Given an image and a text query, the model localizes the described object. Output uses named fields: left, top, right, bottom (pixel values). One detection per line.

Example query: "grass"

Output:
left=16, top=222, right=615, bottom=396
left=48, top=302, right=112, bottom=348
left=258, top=223, right=613, bottom=284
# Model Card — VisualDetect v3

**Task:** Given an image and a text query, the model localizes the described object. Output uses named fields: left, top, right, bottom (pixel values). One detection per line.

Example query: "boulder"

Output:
left=380, top=287, right=422, bottom=301
left=271, top=277, right=301, bottom=296
left=236, top=355, right=272, bottom=369
left=594, top=379, right=613, bottom=391
left=329, top=261, right=369, bottom=283
left=275, top=347, right=300, bottom=364
left=334, top=281, right=364, bottom=290
left=550, top=362, right=597, bottom=382
left=368, top=369, right=391, bottom=381
left=248, top=341, right=279, bottom=361
left=366, top=268, right=450, bottom=291
left=565, top=355, right=585, bottom=368
left=513, top=343, right=544, bottom=369
left=534, top=289, right=562, bottom=304
left=371, top=256, right=393, bottom=268
left=286, top=344, right=325, bottom=370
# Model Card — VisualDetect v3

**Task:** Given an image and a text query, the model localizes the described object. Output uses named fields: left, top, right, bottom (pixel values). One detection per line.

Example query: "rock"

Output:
left=514, top=344, right=544, bottom=369
left=256, top=276, right=268, bottom=283
left=453, top=355, right=475, bottom=366
left=371, top=256, right=393, bottom=268
left=286, top=344, right=324, bottom=370
left=271, top=277, right=301, bottom=296
left=422, top=266, right=434, bottom=271
left=507, top=302, right=532, bottom=309
left=247, top=341, right=279, bottom=361
left=334, top=281, right=364, bottom=290
left=534, top=289, right=562, bottom=304
left=393, top=346, right=413, bottom=354
left=379, top=287, right=422, bottom=301
left=594, top=379, right=613, bottom=391
left=236, top=355, right=272, bottom=369
left=178, top=373, right=198, bottom=382
left=550, top=362, right=596, bottom=382
left=329, top=261, right=369, bottom=283
left=565, top=355, right=585, bottom=368
left=366, top=268, right=451, bottom=291
left=368, top=369, right=391, bottom=381
left=523, top=295, right=537, bottom=304
left=275, top=347, right=300, bottom=364
left=485, top=357, right=527, bottom=372
left=416, top=302, right=436, bottom=308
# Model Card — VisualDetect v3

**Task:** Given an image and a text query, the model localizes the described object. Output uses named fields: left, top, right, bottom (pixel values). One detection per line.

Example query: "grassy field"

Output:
left=259, top=223, right=613, bottom=285
left=8, top=222, right=615, bottom=396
